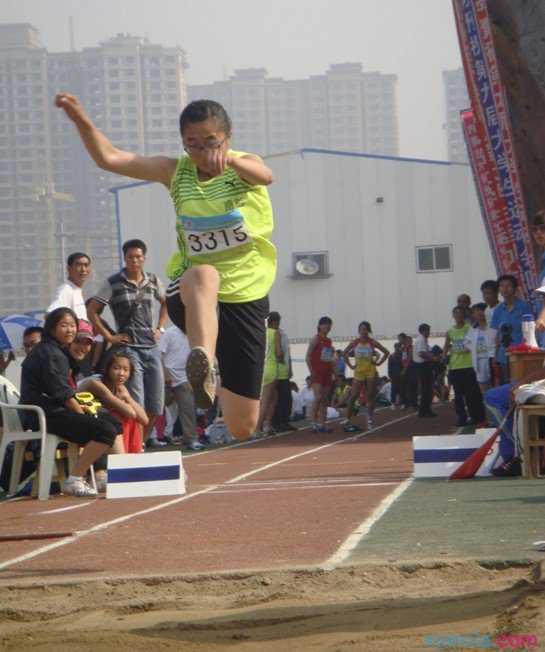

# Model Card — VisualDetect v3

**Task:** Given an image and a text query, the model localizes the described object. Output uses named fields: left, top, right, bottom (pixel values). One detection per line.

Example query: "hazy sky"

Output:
left=2, top=0, right=463, bottom=159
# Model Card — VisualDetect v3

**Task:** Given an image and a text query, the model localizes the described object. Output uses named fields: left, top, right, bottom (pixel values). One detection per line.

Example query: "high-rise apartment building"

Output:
left=443, top=68, right=470, bottom=162
left=0, top=24, right=58, bottom=314
left=188, top=63, right=398, bottom=157
left=0, top=24, right=188, bottom=316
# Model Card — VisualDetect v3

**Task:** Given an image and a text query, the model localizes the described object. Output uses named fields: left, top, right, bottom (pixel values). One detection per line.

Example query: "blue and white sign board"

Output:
left=107, top=451, right=186, bottom=499
left=413, top=429, right=499, bottom=478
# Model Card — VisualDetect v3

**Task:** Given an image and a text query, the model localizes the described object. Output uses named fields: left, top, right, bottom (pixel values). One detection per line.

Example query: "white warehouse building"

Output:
left=114, top=148, right=495, bottom=340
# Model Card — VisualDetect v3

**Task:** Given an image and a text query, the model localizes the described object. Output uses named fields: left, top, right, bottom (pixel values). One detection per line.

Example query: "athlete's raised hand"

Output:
left=188, top=145, right=229, bottom=179
left=55, top=93, right=90, bottom=126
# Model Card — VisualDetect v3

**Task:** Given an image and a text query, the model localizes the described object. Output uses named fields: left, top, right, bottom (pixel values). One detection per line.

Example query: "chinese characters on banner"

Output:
left=453, top=0, right=538, bottom=302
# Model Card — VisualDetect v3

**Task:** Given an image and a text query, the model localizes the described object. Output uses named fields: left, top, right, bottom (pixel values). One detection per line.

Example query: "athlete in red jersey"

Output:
left=306, top=316, right=335, bottom=432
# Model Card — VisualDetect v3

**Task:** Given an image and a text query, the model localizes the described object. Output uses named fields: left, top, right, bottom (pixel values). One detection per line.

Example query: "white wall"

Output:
left=115, top=150, right=495, bottom=341
left=266, top=150, right=495, bottom=339
left=117, top=182, right=178, bottom=289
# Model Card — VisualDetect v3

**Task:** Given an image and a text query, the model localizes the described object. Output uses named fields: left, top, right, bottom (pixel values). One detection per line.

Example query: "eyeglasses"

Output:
left=533, top=225, right=545, bottom=233
left=183, top=138, right=226, bottom=153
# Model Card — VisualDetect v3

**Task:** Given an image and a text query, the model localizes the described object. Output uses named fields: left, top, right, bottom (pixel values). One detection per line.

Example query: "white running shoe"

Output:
left=187, top=440, right=206, bottom=451
left=63, top=476, right=98, bottom=498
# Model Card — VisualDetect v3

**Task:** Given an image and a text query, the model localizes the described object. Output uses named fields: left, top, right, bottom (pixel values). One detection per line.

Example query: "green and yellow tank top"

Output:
left=448, top=324, right=472, bottom=370
left=263, top=327, right=279, bottom=385
left=167, top=150, right=277, bottom=304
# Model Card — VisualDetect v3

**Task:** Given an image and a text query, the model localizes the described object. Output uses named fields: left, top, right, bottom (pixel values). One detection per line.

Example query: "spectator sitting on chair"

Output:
left=20, top=308, right=125, bottom=497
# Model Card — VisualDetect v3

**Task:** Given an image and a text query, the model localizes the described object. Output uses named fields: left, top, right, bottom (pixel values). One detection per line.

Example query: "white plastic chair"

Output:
left=0, top=401, right=83, bottom=500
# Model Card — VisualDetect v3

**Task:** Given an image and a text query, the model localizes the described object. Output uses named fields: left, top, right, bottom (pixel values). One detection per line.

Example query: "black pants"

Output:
left=390, top=375, right=401, bottom=405
left=416, top=362, right=434, bottom=416
left=448, top=368, right=485, bottom=424
left=272, top=379, right=292, bottom=428
left=402, top=365, right=418, bottom=408
left=46, top=411, right=121, bottom=448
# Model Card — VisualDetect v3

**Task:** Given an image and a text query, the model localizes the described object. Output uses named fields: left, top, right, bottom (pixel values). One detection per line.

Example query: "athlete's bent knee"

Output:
left=226, top=414, right=258, bottom=441
left=180, top=265, right=220, bottom=294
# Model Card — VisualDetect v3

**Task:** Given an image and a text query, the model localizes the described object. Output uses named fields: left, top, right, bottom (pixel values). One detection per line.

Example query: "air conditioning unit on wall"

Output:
left=291, top=251, right=331, bottom=279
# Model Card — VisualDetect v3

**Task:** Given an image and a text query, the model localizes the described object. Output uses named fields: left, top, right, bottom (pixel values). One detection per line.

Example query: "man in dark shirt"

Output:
left=87, top=239, right=168, bottom=441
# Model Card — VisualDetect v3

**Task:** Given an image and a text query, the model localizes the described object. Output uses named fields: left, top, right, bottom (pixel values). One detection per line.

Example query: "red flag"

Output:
left=448, top=407, right=515, bottom=480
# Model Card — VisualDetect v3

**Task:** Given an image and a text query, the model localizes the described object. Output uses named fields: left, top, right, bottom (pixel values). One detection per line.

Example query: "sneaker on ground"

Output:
left=492, top=458, right=522, bottom=477
left=277, top=423, right=298, bottom=432
left=344, top=423, right=362, bottom=433
left=187, top=440, right=206, bottom=451
left=310, top=423, right=320, bottom=433
left=63, top=476, right=98, bottom=498
left=186, top=346, right=216, bottom=410
left=146, top=438, right=167, bottom=448
left=318, top=425, right=334, bottom=433
left=249, top=431, right=266, bottom=441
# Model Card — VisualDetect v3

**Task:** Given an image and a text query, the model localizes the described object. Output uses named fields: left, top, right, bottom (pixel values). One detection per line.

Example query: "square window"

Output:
left=417, top=248, right=434, bottom=271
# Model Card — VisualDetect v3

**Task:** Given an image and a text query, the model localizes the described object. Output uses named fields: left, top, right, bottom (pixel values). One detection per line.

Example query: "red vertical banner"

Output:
left=453, top=0, right=538, bottom=302
left=461, top=109, right=519, bottom=275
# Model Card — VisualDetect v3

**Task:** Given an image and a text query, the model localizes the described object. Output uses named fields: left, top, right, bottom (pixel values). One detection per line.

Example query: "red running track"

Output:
left=0, top=407, right=452, bottom=584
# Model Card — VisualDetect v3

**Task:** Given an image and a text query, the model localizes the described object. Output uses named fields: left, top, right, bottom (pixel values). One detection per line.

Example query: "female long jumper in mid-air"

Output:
left=56, top=93, right=276, bottom=440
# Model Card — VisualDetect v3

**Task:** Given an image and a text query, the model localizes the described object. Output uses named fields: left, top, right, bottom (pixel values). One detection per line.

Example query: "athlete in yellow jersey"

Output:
left=343, top=321, right=389, bottom=432
left=56, top=93, right=276, bottom=440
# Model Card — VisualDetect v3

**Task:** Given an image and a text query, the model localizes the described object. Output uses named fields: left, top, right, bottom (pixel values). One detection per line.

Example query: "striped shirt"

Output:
left=94, top=269, right=165, bottom=347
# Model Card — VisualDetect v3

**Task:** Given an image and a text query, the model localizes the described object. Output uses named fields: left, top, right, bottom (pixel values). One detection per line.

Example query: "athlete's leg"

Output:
left=366, top=376, right=377, bottom=416
left=214, top=297, right=269, bottom=439
left=257, top=380, right=278, bottom=433
left=178, top=265, right=220, bottom=360
left=311, top=384, right=324, bottom=424
left=347, top=380, right=362, bottom=422
left=220, top=387, right=261, bottom=440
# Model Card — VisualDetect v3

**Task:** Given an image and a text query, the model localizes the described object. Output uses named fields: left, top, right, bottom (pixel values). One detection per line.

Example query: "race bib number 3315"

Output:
left=179, top=211, right=252, bottom=257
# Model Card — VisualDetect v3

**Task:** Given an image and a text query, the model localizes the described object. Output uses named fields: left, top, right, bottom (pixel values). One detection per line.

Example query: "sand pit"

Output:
left=1, top=561, right=544, bottom=651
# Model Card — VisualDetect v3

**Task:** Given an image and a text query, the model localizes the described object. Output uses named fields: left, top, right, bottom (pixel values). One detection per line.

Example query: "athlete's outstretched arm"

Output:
left=228, top=155, right=273, bottom=186
left=55, top=93, right=177, bottom=187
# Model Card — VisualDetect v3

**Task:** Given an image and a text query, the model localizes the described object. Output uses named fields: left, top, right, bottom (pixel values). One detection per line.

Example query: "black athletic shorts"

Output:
left=166, top=279, right=268, bottom=400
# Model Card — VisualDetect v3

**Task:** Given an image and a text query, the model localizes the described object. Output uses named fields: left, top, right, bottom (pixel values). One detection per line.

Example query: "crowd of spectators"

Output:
left=2, top=232, right=544, bottom=496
